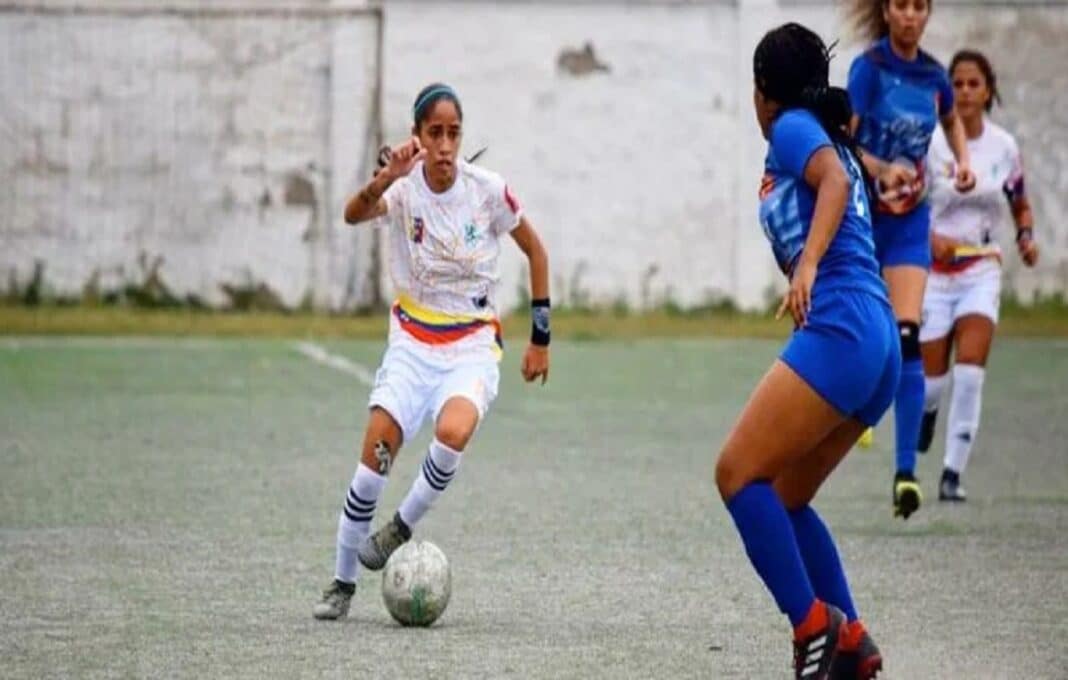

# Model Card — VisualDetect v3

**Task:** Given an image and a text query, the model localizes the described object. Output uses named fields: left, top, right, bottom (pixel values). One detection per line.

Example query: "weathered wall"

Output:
left=0, top=2, right=379, bottom=309
left=2, top=0, right=1066, bottom=311
left=383, top=0, right=1068, bottom=311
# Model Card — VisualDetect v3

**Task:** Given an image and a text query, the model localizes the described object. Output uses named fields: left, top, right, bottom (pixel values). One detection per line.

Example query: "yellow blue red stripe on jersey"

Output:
left=393, top=294, right=503, bottom=355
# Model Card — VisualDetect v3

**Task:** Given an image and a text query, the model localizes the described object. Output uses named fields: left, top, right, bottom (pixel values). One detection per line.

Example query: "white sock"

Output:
left=397, top=439, right=462, bottom=529
left=944, top=364, right=985, bottom=475
left=924, top=372, right=949, bottom=413
left=335, top=463, right=387, bottom=584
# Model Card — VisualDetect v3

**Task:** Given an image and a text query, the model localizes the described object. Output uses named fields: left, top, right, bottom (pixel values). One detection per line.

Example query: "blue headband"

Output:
left=413, top=86, right=458, bottom=120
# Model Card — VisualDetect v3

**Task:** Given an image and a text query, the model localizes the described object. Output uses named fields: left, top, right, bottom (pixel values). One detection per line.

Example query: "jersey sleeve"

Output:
left=490, top=179, right=524, bottom=235
left=770, top=111, right=832, bottom=179
left=1003, top=136, right=1027, bottom=204
left=847, top=54, right=878, bottom=119
left=383, top=177, right=405, bottom=215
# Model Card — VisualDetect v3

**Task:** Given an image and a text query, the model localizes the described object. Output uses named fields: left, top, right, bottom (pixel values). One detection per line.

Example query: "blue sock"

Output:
left=726, top=482, right=815, bottom=627
left=789, top=505, right=858, bottom=622
left=894, top=358, right=924, bottom=476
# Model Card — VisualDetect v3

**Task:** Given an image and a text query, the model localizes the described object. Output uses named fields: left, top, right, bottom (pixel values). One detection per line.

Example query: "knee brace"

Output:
left=898, top=321, right=921, bottom=361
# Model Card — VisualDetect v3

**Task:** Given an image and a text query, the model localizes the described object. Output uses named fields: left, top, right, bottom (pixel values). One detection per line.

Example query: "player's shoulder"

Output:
left=916, top=48, right=947, bottom=75
left=459, top=160, right=507, bottom=192
left=771, top=109, right=826, bottom=144
left=983, top=119, right=1019, bottom=152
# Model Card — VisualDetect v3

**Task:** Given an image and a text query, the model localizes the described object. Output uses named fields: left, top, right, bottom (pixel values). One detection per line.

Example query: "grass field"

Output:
left=2, top=336, right=1067, bottom=678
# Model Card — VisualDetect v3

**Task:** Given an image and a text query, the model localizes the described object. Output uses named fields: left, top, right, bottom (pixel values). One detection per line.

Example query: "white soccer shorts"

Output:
left=367, top=343, right=500, bottom=444
left=921, top=259, right=1002, bottom=342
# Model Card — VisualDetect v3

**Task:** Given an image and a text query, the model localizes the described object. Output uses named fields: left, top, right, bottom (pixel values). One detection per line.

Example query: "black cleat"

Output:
left=831, top=620, right=882, bottom=679
left=938, top=469, right=967, bottom=502
left=893, top=472, right=922, bottom=519
left=793, top=602, right=846, bottom=680
left=917, top=409, right=938, bottom=453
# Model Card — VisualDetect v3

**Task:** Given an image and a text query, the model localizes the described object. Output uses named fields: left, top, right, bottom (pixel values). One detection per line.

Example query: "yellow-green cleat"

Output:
left=893, top=473, right=922, bottom=519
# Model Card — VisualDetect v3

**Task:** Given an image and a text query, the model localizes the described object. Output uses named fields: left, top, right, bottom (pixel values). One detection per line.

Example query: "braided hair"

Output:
left=754, top=23, right=853, bottom=146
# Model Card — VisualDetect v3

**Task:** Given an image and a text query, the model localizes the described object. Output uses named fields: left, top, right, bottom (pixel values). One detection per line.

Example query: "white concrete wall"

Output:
left=3, top=0, right=1067, bottom=311
left=0, top=3, right=379, bottom=308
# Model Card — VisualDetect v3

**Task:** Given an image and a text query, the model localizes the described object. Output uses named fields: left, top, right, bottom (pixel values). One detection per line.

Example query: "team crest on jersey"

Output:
left=464, top=222, right=480, bottom=247
left=411, top=216, right=425, bottom=244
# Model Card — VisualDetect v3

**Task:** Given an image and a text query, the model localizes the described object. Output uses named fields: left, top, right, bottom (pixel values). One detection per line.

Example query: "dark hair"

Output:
left=949, top=49, right=1001, bottom=111
left=754, top=23, right=853, bottom=144
left=846, top=0, right=932, bottom=43
left=412, top=83, right=463, bottom=129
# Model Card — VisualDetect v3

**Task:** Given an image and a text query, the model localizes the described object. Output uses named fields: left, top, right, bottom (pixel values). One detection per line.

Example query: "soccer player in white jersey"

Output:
left=313, top=83, right=551, bottom=619
left=919, top=51, right=1038, bottom=501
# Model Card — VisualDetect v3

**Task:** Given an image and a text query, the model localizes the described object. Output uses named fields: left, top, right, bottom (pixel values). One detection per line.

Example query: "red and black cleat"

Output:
left=793, top=601, right=846, bottom=680
left=831, top=620, right=883, bottom=679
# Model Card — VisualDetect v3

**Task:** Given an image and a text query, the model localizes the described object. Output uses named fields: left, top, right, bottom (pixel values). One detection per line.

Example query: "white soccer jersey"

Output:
left=927, top=119, right=1024, bottom=251
left=383, top=160, right=522, bottom=317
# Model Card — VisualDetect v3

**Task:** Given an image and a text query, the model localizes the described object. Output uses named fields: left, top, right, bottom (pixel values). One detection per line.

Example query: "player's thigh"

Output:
left=953, top=315, right=996, bottom=367
left=921, top=336, right=953, bottom=376
left=951, top=266, right=1000, bottom=366
left=367, top=345, right=435, bottom=448
left=920, top=272, right=955, bottom=373
left=883, top=264, right=928, bottom=323
left=716, top=359, right=845, bottom=500
left=432, top=360, right=500, bottom=451
left=774, top=419, right=869, bottom=511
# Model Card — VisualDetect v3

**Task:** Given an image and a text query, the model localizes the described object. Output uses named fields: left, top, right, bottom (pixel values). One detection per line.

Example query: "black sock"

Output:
left=335, top=579, right=356, bottom=595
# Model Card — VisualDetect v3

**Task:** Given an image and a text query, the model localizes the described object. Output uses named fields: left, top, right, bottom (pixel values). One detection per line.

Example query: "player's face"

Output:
left=951, top=60, right=990, bottom=122
left=753, top=86, right=779, bottom=140
left=883, top=0, right=930, bottom=49
left=415, top=100, right=462, bottom=190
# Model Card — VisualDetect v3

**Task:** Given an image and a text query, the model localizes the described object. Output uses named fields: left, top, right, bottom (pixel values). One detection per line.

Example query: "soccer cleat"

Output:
left=893, top=473, right=922, bottom=519
left=831, top=620, right=883, bottom=679
left=857, top=428, right=874, bottom=449
left=357, top=511, right=412, bottom=571
left=312, top=580, right=354, bottom=620
left=793, top=601, right=846, bottom=680
left=917, top=410, right=938, bottom=453
left=938, top=469, right=967, bottom=502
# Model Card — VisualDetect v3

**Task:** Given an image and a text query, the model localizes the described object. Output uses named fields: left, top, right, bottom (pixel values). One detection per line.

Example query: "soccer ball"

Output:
left=381, top=540, right=451, bottom=626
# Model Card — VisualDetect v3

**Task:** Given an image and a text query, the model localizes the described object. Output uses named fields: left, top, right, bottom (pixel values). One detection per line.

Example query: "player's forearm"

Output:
left=344, top=171, right=394, bottom=224
left=525, top=235, right=550, bottom=301
left=1012, top=199, right=1034, bottom=231
left=799, top=174, right=849, bottom=268
left=943, top=113, right=971, bottom=168
left=857, top=148, right=887, bottom=181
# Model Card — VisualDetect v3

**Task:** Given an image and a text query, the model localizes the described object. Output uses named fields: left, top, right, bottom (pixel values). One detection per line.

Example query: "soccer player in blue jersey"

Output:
left=715, top=23, right=898, bottom=679
left=846, top=0, right=976, bottom=518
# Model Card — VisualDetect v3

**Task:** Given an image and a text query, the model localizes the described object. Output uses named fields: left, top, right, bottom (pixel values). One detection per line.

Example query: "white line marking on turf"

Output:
left=293, top=341, right=374, bottom=387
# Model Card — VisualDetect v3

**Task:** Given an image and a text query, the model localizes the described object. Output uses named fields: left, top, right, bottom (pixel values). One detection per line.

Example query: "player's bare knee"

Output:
left=435, top=399, right=479, bottom=451
left=715, top=452, right=746, bottom=501
left=434, top=419, right=474, bottom=451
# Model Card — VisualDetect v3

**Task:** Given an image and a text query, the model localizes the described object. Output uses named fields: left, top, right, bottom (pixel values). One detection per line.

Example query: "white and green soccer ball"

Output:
left=381, top=540, right=451, bottom=627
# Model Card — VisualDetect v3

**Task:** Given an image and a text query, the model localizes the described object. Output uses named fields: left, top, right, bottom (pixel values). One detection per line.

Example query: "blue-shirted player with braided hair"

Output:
left=845, top=0, right=976, bottom=518
left=715, top=23, right=897, bottom=679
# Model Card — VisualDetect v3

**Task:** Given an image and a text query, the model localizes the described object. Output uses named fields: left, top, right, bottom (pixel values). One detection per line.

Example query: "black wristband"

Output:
left=1016, top=227, right=1033, bottom=244
left=531, top=298, right=551, bottom=347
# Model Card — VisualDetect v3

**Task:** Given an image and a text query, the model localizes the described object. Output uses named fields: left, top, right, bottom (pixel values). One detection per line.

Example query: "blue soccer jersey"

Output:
left=848, top=38, right=953, bottom=214
left=759, top=109, right=886, bottom=300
